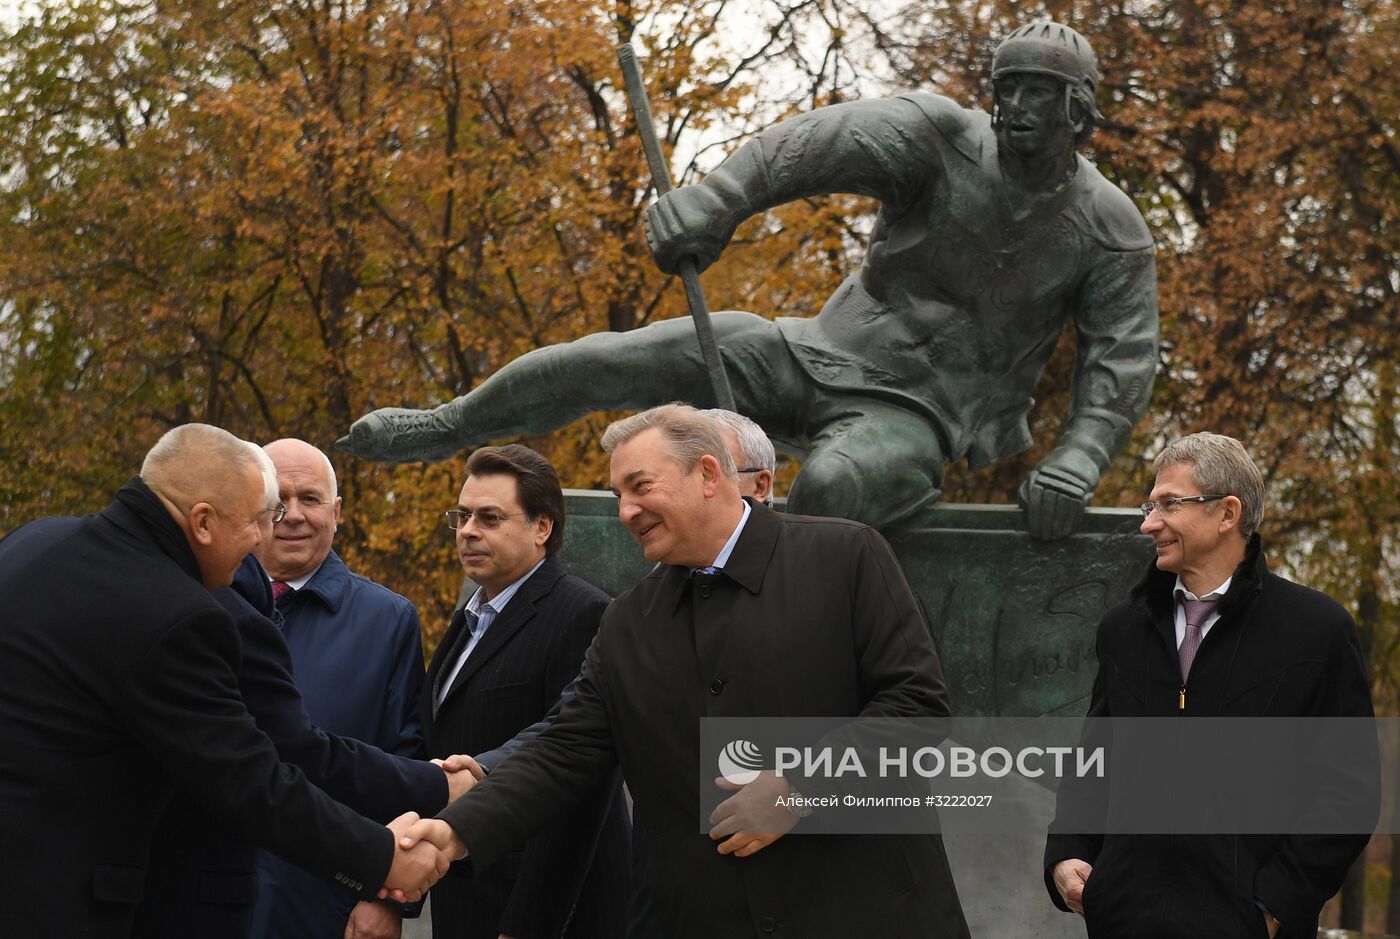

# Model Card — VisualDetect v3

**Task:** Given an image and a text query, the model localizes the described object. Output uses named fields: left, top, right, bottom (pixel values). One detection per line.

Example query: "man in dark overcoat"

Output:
left=0, top=423, right=449, bottom=939
left=135, top=552, right=476, bottom=939
left=1045, top=432, right=1375, bottom=939
left=406, top=404, right=970, bottom=938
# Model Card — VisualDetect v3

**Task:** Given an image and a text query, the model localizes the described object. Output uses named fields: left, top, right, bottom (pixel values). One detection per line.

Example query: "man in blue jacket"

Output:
left=248, top=438, right=431, bottom=939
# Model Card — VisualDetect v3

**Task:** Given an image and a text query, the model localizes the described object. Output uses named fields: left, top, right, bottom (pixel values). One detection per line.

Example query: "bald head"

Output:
left=264, top=439, right=338, bottom=498
left=141, top=423, right=273, bottom=587
left=260, top=438, right=342, bottom=581
left=142, top=424, right=269, bottom=513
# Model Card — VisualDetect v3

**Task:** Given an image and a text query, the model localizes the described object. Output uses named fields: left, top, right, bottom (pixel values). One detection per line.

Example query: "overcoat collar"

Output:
left=1131, top=532, right=1267, bottom=648
left=654, top=498, right=780, bottom=616
left=296, top=550, right=353, bottom=614
left=107, top=476, right=203, bottom=583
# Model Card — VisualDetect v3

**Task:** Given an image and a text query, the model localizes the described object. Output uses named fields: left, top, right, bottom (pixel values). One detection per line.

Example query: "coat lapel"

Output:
left=434, top=556, right=563, bottom=713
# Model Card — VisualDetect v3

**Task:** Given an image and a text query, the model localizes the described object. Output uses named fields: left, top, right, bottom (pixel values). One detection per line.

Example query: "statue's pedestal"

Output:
left=559, top=491, right=1153, bottom=937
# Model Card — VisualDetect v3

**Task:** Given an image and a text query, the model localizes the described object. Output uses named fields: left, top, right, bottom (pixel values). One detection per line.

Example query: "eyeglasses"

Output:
left=444, top=509, right=528, bottom=531
left=1139, top=495, right=1227, bottom=519
left=266, top=503, right=288, bottom=524
left=737, top=467, right=766, bottom=475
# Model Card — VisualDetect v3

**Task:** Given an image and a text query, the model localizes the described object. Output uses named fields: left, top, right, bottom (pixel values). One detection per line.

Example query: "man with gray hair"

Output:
left=0, top=423, right=450, bottom=939
left=702, top=409, right=776, bottom=506
left=1045, top=432, right=1374, bottom=939
left=404, top=403, right=969, bottom=938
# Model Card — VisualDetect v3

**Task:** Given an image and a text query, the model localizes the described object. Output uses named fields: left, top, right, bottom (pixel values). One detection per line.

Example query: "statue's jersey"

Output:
left=705, top=93, right=1158, bottom=471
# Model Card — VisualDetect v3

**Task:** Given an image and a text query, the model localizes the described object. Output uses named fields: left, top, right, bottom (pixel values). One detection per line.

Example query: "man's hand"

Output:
left=344, top=900, right=403, bottom=939
left=434, top=753, right=485, bottom=801
left=1052, top=858, right=1093, bottom=914
left=644, top=186, right=738, bottom=275
left=1019, top=464, right=1093, bottom=541
left=708, top=771, right=799, bottom=858
left=397, top=815, right=467, bottom=863
left=1263, top=910, right=1280, bottom=938
left=380, top=812, right=451, bottom=902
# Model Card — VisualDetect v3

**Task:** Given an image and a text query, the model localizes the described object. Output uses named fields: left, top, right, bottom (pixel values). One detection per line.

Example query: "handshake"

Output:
left=377, top=753, right=480, bottom=901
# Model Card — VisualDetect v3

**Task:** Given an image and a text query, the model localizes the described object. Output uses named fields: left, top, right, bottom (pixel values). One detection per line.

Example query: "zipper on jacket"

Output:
left=1178, top=686, right=1186, bottom=711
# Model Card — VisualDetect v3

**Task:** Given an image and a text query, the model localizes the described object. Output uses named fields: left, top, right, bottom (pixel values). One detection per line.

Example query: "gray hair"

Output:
left=1153, top=432, right=1265, bottom=538
left=702, top=409, right=775, bottom=474
left=601, top=404, right=738, bottom=481
left=247, top=443, right=280, bottom=510
left=141, top=423, right=265, bottom=509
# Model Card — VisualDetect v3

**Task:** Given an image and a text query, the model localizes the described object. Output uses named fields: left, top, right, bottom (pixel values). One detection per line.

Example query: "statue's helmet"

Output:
left=992, top=21, right=1105, bottom=127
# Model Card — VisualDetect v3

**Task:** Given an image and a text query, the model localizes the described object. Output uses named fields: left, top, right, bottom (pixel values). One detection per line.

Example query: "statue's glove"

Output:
left=645, top=185, right=739, bottom=275
left=1018, top=454, right=1100, bottom=542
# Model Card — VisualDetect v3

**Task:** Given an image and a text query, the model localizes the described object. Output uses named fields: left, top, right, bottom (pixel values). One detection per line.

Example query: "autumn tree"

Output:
left=0, top=0, right=872, bottom=639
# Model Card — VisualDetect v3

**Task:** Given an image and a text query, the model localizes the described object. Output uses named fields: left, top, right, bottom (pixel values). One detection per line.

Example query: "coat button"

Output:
left=760, top=916, right=776, bottom=933
left=699, top=585, right=712, bottom=598
left=709, top=678, right=725, bottom=695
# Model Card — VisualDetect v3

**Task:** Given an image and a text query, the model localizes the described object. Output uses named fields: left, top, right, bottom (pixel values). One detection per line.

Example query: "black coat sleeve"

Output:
left=220, top=591, right=449, bottom=822
left=499, top=589, right=614, bottom=939
left=436, top=625, right=620, bottom=872
left=123, top=608, right=394, bottom=898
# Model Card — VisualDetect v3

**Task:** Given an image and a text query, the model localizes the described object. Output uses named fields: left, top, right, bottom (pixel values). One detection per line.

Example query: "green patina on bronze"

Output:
left=338, top=20, right=1159, bottom=543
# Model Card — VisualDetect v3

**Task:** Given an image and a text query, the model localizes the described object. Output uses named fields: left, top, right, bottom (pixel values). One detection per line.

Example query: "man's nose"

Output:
left=1140, top=509, right=1162, bottom=534
left=617, top=497, right=640, bottom=524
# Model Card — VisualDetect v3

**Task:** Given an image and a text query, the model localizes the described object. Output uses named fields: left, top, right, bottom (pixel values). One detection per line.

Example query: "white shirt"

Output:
left=691, top=502, right=751, bottom=573
left=267, top=564, right=321, bottom=592
left=435, top=556, right=547, bottom=708
left=1172, top=575, right=1232, bottom=649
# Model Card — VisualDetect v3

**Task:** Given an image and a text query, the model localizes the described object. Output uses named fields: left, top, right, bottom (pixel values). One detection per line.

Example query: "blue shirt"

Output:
left=434, top=556, right=547, bottom=708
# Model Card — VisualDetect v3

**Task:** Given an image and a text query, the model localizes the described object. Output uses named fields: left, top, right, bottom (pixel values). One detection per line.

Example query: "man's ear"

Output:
left=187, top=502, right=217, bottom=546
left=1218, top=495, right=1243, bottom=535
left=532, top=514, right=554, bottom=550
left=753, top=470, right=775, bottom=504
left=698, top=454, right=723, bottom=496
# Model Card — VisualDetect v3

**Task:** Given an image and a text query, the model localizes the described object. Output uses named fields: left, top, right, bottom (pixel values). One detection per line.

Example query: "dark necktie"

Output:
left=433, top=609, right=480, bottom=716
left=1178, top=597, right=1219, bottom=682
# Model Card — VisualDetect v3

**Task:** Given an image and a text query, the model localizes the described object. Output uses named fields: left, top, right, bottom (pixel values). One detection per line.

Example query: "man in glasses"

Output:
left=1045, top=432, right=1374, bottom=938
left=703, top=409, right=776, bottom=507
left=247, top=438, right=433, bottom=939
left=0, top=424, right=451, bottom=939
left=424, top=444, right=629, bottom=939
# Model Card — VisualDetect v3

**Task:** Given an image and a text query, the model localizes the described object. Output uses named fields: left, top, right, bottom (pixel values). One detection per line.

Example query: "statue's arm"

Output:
left=1059, top=247, right=1159, bottom=478
left=647, top=96, right=955, bottom=274
left=1020, top=244, right=1158, bottom=539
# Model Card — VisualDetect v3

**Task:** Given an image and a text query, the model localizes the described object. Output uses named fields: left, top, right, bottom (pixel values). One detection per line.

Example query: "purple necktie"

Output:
left=271, top=580, right=292, bottom=602
left=1178, top=597, right=1219, bottom=682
